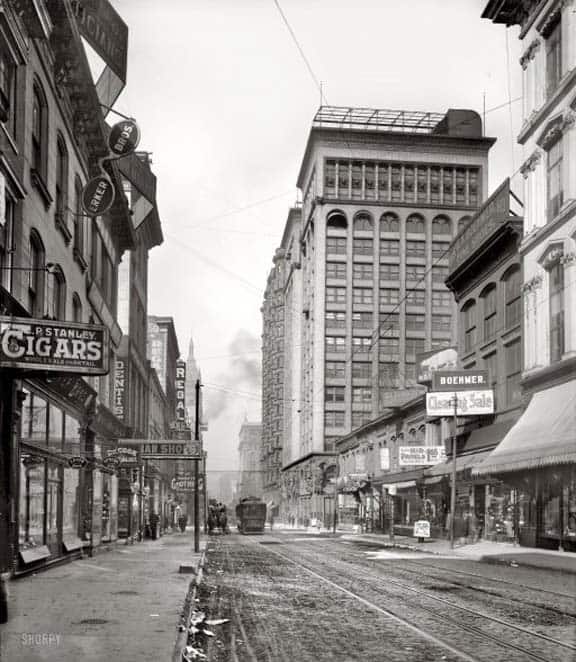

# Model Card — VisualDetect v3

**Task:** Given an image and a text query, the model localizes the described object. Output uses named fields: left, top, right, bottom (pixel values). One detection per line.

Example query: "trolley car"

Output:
left=235, top=496, right=266, bottom=534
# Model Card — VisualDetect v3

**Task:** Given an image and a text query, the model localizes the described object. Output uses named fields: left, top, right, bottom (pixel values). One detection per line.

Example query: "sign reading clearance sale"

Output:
left=0, top=316, right=109, bottom=375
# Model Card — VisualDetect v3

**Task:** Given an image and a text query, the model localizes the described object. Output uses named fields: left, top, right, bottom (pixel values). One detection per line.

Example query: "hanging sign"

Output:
left=68, top=456, right=88, bottom=469
left=82, top=175, right=115, bottom=217
left=432, top=370, right=489, bottom=392
left=108, top=119, right=140, bottom=157
left=171, top=474, right=195, bottom=493
left=399, top=446, right=447, bottom=466
left=0, top=316, right=109, bottom=375
left=426, top=390, right=494, bottom=417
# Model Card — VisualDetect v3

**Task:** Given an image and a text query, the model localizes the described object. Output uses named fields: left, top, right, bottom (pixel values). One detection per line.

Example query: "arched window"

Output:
left=380, top=212, right=399, bottom=233
left=55, top=135, right=70, bottom=241
left=28, top=230, right=45, bottom=317
left=354, top=212, right=373, bottom=232
left=74, top=176, right=85, bottom=260
left=406, top=214, right=425, bottom=234
left=458, top=216, right=471, bottom=233
left=461, top=299, right=476, bottom=352
left=31, top=83, right=48, bottom=180
left=480, top=284, right=497, bottom=341
left=326, top=211, right=348, bottom=231
left=72, top=293, right=82, bottom=323
left=46, top=264, right=66, bottom=319
left=502, top=265, right=521, bottom=329
left=432, top=215, right=451, bottom=236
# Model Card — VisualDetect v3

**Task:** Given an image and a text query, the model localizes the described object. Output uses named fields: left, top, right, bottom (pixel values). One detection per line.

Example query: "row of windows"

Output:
left=325, top=312, right=451, bottom=330
left=324, top=161, right=480, bottom=207
left=327, top=253, right=450, bottom=281
left=460, top=266, right=521, bottom=353
left=327, top=236, right=457, bottom=260
left=326, top=282, right=451, bottom=305
left=325, top=336, right=433, bottom=355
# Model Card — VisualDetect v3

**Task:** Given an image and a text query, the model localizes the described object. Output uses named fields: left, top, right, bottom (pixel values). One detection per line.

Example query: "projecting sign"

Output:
left=0, top=316, right=109, bottom=375
left=105, top=447, right=139, bottom=467
left=108, top=119, right=140, bottom=157
left=82, top=175, right=115, bottom=217
left=113, top=360, right=126, bottom=420
left=118, top=439, right=203, bottom=459
left=171, top=474, right=204, bottom=493
left=399, top=446, right=447, bottom=466
left=426, top=390, right=494, bottom=417
left=432, top=370, right=489, bottom=392
left=175, top=360, right=186, bottom=422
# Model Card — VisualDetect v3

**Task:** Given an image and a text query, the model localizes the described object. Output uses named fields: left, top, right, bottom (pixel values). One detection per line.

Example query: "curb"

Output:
left=172, top=548, right=206, bottom=662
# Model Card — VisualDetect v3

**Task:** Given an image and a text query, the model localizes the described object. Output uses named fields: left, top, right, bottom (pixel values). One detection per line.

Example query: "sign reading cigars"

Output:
left=0, top=316, right=109, bottom=375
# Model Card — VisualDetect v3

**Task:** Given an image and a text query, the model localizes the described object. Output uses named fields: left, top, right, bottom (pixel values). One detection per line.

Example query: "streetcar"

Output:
left=235, top=496, right=267, bottom=534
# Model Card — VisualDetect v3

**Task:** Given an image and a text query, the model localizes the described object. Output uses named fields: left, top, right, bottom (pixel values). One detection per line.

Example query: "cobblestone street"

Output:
left=190, top=532, right=576, bottom=662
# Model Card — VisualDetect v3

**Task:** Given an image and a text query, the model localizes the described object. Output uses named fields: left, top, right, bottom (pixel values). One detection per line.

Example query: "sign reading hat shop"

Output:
left=0, top=316, right=109, bottom=375
left=108, top=119, right=140, bottom=157
left=82, top=175, right=115, bottom=217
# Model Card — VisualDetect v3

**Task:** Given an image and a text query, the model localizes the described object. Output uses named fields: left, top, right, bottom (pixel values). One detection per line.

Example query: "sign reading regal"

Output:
left=0, top=316, right=109, bottom=375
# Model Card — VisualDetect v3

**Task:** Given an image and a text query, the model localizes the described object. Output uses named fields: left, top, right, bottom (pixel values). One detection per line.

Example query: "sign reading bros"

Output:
left=0, top=316, right=109, bottom=375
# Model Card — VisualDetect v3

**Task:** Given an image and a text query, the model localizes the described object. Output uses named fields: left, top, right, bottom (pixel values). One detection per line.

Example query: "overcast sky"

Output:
left=104, top=0, right=523, bottom=474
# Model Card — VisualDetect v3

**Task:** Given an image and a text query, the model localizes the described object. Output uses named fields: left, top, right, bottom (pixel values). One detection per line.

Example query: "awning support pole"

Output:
left=450, top=394, right=458, bottom=550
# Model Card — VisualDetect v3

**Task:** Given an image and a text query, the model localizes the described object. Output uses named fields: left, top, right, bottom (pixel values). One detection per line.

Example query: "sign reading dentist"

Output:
left=0, top=316, right=109, bottom=375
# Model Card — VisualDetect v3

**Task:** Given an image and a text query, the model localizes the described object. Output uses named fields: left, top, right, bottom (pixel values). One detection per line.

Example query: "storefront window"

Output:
left=485, top=484, right=516, bottom=541
left=30, top=394, right=48, bottom=444
left=19, top=456, right=46, bottom=548
left=48, top=405, right=64, bottom=451
left=64, top=413, right=81, bottom=454
left=46, top=463, right=61, bottom=551
left=62, top=467, right=80, bottom=539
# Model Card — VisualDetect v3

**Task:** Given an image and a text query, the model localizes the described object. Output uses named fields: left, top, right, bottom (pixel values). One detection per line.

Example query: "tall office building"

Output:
left=277, top=106, right=495, bottom=523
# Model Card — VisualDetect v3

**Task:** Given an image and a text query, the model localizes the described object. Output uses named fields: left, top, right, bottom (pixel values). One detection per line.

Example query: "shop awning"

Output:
left=424, top=450, right=492, bottom=480
left=373, top=468, right=424, bottom=488
left=473, top=380, right=576, bottom=475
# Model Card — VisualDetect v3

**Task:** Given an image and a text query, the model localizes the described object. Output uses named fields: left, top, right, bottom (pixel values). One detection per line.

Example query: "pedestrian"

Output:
left=179, top=513, right=188, bottom=533
left=174, top=504, right=182, bottom=532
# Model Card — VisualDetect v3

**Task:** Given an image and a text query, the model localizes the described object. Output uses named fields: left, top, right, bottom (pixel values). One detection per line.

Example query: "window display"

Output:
left=19, top=456, right=46, bottom=549
left=62, top=468, right=80, bottom=539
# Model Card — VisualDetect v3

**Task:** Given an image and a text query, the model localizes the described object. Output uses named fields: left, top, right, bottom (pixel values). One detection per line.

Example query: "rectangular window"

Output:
left=353, top=288, right=373, bottom=305
left=380, top=288, right=399, bottom=305
left=464, top=304, right=477, bottom=353
left=432, top=315, right=452, bottom=332
left=505, top=269, right=522, bottom=328
left=380, top=263, right=399, bottom=281
left=379, top=363, right=399, bottom=388
left=406, top=314, right=425, bottom=330
left=326, top=287, right=346, bottom=304
left=352, top=386, right=372, bottom=402
left=352, top=337, right=372, bottom=352
left=406, top=264, right=426, bottom=282
left=325, top=311, right=346, bottom=328
left=353, top=262, right=373, bottom=280
left=391, top=165, right=401, bottom=201
left=0, top=43, right=16, bottom=135
left=326, top=336, right=346, bottom=353
left=351, top=161, right=362, bottom=199
left=326, top=262, right=346, bottom=279
left=432, top=291, right=452, bottom=307
left=432, top=266, right=449, bottom=283
left=325, top=410, right=345, bottom=428
left=505, top=340, right=522, bottom=405
left=405, top=338, right=425, bottom=359
left=379, top=312, right=399, bottom=331
left=352, top=311, right=372, bottom=328
left=547, top=138, right=563, bottom=221
left=549, top=262, right=565, bottom=362
left=324, top=160, right=336, bottom=197
left=406, top=240, right=425, bottom=257
left=353, top=238, right=373, bottom=255
left=484, top=351, right=498, bottom=388
left=364, top=163, right=375, bottom=199
left=432, top=241, right=449, bottom=259
left=325, top=386, right=345, bottom=402
left=327, top=237, right=347, bottom=254
left=483, top=288, right=497, bottom=341
left=380, top=239, right=399, bottom=256
left=325, top=361, right=345, bottom=379
left=379, top=337, right=399, bottom=361
left=406, top=290, right=425, bottom=306
left=338, top=160, right=349, bottom=197
left=546, top=19, right=562, bottom=98
left=352, top=362, right=371, bottom=379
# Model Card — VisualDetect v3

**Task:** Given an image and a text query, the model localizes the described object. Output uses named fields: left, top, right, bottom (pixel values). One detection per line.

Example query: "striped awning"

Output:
left=473, top=380, right=576, bottom=476
left=424, top=450, right=492, bottom=480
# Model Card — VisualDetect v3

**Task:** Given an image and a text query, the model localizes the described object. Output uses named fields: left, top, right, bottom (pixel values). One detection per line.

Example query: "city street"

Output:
left=190, top=531, right=576, bottom=662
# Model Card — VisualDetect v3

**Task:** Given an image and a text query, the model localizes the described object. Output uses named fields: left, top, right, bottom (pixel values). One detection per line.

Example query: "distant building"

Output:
left=147, top=316, right=180, bottom=419
left=272, top=105, right=495, bottom=524
left=237, top=420, right=263, bottom=499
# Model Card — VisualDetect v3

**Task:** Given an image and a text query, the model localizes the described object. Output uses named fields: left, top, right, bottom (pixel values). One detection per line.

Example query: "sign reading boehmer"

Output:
left=432, top=370, right=489, bottom=392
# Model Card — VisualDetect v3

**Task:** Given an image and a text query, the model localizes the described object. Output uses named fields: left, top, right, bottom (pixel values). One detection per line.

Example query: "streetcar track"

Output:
left=259, top=537, right=575, bottom=662
left=244, top=537, right=479, bottom=662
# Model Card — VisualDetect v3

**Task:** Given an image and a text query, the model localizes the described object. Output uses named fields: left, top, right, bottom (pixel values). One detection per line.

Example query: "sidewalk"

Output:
left=0, top=530, right=206, bottom=662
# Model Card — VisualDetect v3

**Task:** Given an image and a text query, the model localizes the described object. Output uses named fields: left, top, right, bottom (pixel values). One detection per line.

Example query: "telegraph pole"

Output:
left=450, top=394, right=458, bottom=549
left=194, top=379, right=201, bottom=553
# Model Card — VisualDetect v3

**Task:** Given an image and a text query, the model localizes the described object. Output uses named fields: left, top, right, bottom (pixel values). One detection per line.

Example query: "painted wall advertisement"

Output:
left=399, top=446, right=447, bottom=467
left=0, top=316, right=109, bottom=375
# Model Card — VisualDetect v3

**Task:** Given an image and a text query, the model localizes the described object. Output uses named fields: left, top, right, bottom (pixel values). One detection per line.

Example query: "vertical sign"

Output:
left=175, top=360, right=186, bottom=422
left=114, top=359, right=126, bottom=420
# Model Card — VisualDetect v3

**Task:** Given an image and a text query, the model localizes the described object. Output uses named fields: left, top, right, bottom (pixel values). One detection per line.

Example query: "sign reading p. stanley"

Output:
left=0, top=316, right=109, bottom=375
